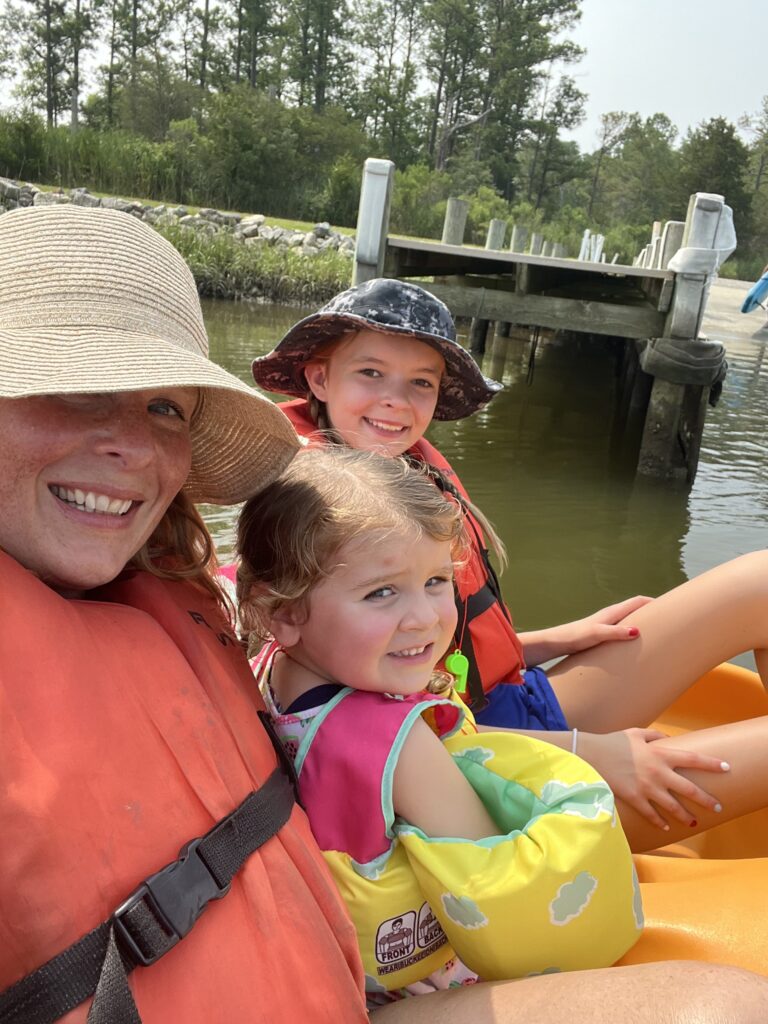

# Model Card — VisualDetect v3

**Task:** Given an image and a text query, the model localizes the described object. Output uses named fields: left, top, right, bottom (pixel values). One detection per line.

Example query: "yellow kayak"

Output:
left=618, top=663, right=768, bottom=973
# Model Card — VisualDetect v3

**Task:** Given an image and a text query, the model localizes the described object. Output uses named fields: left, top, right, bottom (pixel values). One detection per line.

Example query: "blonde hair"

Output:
left=236, top=448, right=467, bottom=678
left=302, top=334, right=507, bottom=571
left=130, top=491, right=230, bottom=614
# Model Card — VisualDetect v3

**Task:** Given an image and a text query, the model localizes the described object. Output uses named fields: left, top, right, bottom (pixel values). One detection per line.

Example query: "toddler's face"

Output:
left=290, top=527, right=457, bottom=695
left=304, top=330, right=444, bottom=456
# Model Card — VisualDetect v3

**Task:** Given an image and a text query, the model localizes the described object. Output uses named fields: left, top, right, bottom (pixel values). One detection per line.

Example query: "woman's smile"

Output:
left=0, top=388, right=196, bottom=592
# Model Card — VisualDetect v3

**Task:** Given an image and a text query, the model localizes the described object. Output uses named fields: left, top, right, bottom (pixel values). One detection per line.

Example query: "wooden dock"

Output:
left=353, top=158, right=735, bottom=484
left=384, top=237, right=671, bottom=341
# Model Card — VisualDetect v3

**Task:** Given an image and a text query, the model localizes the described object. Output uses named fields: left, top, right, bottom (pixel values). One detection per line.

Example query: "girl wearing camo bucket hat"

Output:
left=252, top=278, right=768, bottom=845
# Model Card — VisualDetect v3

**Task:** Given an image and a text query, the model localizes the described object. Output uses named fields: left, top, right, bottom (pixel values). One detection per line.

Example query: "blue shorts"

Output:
left=473, top=667, right=568, bottom=731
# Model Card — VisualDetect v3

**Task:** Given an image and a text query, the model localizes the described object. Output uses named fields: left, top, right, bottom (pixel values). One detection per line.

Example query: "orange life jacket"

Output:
left=0, top=549, right=367, bottom=1023
left=279, top=398, right=526, bottom=702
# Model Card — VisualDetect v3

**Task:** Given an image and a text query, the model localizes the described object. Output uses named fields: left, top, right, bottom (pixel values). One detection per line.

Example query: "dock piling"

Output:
left=470, top=218, right=507, bottom=357
left=353, top=158, right=394, bottom=284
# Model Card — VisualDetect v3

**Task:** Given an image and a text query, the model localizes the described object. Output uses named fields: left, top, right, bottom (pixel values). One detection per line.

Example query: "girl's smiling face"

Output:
left=0, top=388, right=196, bottom=593
left=303, top=330, right=445, bottom=456
left=274, top=527, right=458, bottom=696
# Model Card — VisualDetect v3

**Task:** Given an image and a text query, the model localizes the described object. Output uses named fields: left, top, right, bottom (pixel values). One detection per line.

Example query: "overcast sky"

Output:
left=564, top=0, right=766, bottom=152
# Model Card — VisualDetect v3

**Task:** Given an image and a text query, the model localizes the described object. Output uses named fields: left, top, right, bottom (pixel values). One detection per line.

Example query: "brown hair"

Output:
left=236, top=447, right=467, bottom=652
left=129, top=491, right=230, bottom=614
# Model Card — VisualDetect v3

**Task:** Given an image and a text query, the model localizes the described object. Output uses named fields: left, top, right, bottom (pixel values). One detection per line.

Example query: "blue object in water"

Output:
left=741, top=273, right=768, bottom=313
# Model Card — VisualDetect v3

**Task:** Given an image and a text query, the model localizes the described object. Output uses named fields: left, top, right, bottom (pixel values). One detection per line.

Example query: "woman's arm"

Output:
left=392, top=717, right=498, bottom=839
left=518, top=595, right=652, bottom=665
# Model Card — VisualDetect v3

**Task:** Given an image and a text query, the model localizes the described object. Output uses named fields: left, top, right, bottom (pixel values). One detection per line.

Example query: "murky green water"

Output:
left=200, top=294, right=768, bottom=659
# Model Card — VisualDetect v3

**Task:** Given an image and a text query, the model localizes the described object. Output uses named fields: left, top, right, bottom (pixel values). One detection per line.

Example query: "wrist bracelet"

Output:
left=571, top=727, right=579, bottom=755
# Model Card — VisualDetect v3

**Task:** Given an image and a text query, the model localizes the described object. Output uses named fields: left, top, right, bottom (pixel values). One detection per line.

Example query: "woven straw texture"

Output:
left=0, top=205, right=299, bottom=504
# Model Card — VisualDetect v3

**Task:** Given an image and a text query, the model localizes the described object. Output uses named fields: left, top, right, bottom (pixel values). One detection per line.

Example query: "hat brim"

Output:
left=252, top=311, right=502, bottom=420
left=1, top=326, right=299, bottom=505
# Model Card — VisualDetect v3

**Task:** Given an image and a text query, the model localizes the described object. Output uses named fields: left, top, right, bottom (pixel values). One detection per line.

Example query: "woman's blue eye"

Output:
left=150, top=399, right=185, bottom=420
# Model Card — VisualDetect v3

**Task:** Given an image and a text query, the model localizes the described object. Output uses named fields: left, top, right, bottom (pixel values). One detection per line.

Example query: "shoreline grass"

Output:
left=157, top=223, right=352, bottom=303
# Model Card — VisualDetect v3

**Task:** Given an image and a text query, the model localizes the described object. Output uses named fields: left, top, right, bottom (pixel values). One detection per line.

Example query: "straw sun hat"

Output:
left=0, top=204, right=299, bottom=505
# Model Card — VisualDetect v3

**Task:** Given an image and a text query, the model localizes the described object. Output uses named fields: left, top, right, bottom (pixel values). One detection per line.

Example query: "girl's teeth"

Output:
left=51, top=485, right=133, bottom=516
left=368, top=419, right=404, bottom=433
left=392, top=646, right=426, bottom=657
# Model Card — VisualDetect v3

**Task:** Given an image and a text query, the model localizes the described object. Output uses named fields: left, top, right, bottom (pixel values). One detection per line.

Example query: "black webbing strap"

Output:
left=408, top=458, right=509, bottom=710
left=0, top=764, right=295, bottom=1024
left=454, top=586, right=496, bottom=712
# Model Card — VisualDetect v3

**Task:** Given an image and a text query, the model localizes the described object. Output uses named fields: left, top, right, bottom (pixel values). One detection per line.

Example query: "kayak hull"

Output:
left=620, top=662, right=768, bottom=973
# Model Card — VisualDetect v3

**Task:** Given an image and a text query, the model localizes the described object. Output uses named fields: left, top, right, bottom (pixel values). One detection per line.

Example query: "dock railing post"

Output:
left=659, top=221, right=684, bottom=269
left=497, top=224, right=528, bottom=341
left=353, top=158, right=395, bottom=285
left=510, top=224, right=528, bottom=254
left=637, top=193, right=734, bottom=481
left=470, top=218, right=506, bottom=357
left=441, top=197, right=469, bottom=245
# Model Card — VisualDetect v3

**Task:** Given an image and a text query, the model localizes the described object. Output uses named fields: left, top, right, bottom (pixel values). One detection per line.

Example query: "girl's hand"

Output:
left=520, top=595, right=653, bottom=664
left=578, top=728, right=728, bottom=831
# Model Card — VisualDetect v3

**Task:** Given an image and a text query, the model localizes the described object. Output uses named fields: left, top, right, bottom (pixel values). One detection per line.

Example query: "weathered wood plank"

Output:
left=412, top=280, right=665, bottom=339
left=386, top=235, right=672, bottom=280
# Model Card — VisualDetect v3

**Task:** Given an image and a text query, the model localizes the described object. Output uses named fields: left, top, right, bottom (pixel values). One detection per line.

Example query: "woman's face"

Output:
left=0, top=388, right=197, bottom=593
left=303, top=330, right=445, bottom=456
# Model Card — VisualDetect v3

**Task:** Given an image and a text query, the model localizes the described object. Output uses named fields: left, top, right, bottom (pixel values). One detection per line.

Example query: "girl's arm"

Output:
left=518, top=595, right=652, bottom=665
left=475, top=723, right=728, bottom=832
left=392, top=716, right=498, bottom=839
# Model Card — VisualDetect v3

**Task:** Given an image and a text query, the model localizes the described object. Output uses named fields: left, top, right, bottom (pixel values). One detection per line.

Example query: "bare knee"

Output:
left=672, top=962, right=768, bottom=1022
left=370, top=961, right=768, bottom=1024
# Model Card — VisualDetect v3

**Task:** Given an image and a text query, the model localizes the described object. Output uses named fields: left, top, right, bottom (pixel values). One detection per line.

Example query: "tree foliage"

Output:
left=1, top=0, right=767, bottom=269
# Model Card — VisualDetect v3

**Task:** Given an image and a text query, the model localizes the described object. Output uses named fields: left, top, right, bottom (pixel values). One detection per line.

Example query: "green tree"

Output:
left=352, top=0, right=424, bottom=167
left=586, top=111, right=633, bottom=218
left=678, top=116, right=752, bottom=236
left=525, top=73, right=585, bottom=209
left=421, top=0, right=483, bottom=169
left=598, top=114, right=680, bottom=227
left=280, top=0, right=351, bottom=110
left=5, top=0, right=70, bottom=126
left=474, top=0, right=583, bottom=200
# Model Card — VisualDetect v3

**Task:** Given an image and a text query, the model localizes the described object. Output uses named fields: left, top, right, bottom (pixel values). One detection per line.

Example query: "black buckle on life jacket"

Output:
left=113, top=835, right=231, bottom=967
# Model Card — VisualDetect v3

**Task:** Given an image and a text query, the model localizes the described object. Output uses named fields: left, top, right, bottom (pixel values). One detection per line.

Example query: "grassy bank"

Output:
left=159, top=224, right=353, bottom=303
left=22, top=182, right=353, bottom=303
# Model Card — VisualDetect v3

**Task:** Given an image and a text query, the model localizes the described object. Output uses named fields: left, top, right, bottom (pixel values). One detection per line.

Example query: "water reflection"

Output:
left=200, top=297, right=768, bottom=657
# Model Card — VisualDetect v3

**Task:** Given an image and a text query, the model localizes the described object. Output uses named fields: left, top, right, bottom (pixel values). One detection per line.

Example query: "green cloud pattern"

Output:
left=441, top=892, right=489, bottom=929
left=549, top=871, right=597, bottom=925
left=540, top=780, right=615, bottom=819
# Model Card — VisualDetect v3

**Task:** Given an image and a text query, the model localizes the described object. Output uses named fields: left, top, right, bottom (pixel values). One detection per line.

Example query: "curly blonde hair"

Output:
left=236, top=448, right=467, bottom=660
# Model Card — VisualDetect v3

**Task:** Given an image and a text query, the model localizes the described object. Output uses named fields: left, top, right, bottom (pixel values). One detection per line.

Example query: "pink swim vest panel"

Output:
left=298, top=691, right=462, bottom=864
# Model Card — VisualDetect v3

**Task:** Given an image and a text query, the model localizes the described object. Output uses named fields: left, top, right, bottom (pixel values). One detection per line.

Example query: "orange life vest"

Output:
left=279, top=398, right=526, bottom=701
left=0, top=549, right=367, bottom=1023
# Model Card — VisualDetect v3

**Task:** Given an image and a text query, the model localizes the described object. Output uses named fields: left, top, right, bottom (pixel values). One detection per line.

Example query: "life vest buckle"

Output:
left=112, top=836, right=231, bottom=967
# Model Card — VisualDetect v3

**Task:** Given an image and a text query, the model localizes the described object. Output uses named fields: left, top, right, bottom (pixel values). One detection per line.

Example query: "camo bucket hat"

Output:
left=252, top=278, right=503, bottom=420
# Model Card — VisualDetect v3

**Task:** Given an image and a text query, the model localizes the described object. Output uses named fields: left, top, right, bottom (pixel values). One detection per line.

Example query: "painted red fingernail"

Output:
left=628, top=627, right=640, bottom=637
left=689, top=819, right=698, bottom=828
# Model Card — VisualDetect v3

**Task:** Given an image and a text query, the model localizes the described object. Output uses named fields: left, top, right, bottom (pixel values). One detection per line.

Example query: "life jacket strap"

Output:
left=0, top=763, right=296, bottom=1024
